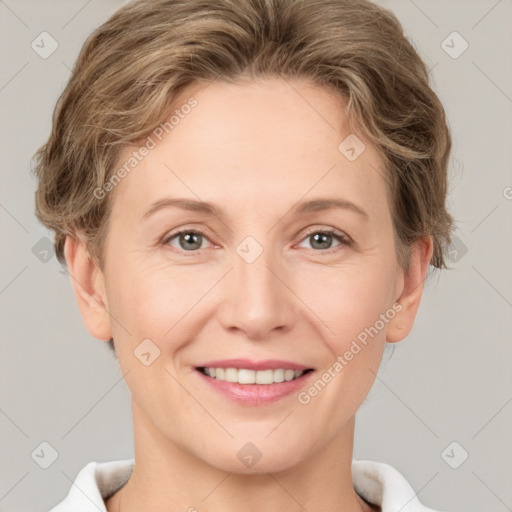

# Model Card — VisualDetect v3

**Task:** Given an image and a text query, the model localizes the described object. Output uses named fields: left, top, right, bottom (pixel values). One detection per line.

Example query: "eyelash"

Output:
left=161, top=226, right=352, bottom=255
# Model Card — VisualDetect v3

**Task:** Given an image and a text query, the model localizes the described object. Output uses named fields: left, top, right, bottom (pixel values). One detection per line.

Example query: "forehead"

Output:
left=109, top=77, right=388, bottom=221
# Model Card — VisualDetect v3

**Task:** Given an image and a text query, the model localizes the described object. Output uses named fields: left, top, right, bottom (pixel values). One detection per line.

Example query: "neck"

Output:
left=106, top=401, right=378, bottom=512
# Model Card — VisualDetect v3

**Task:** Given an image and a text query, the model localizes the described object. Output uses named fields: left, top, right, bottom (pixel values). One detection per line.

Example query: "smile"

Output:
left=194, top=359, right=316, bottom=405
left=197, top=367, right=314, bottom=385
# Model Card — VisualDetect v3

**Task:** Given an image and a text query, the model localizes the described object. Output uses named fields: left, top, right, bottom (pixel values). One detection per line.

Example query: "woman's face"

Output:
left=85, top=77, right=417, bottom=473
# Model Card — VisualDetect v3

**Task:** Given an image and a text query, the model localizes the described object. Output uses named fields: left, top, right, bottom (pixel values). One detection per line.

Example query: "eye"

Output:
left=162, top=227, right=351, bottom=254
left=163, top=229, right=213, bottom=252
left=296, top=228, right=351, bottom=252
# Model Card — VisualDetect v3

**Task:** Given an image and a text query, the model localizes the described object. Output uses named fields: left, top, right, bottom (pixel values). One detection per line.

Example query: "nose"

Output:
left=217, top=242, right=297, bottom=341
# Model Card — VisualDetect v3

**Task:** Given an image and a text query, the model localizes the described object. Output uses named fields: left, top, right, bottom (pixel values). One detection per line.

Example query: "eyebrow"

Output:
left=142, top=197, right=369, bottom=221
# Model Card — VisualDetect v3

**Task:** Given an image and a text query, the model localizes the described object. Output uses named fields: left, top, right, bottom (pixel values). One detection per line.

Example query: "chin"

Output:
left=197, top=438, right=311, bottom=475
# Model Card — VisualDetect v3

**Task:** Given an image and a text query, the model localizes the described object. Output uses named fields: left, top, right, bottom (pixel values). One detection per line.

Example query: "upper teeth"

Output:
left=202, top=367, right=306, bottom=384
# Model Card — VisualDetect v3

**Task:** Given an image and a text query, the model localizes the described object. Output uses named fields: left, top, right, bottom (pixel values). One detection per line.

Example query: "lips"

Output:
left=194, top=358, right=314, bottom=371
left=193, top=358, right=316, bottom=405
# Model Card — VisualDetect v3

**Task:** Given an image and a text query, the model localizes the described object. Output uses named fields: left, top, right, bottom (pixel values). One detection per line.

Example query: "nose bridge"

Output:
left=218, top=232, right=294, bottom=339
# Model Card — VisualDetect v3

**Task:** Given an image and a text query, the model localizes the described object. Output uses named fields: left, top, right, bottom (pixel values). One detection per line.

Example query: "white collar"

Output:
left=49, top=458, right=443, bottom=511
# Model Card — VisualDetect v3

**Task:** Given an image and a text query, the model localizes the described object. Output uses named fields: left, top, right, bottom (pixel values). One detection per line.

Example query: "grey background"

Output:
left=1, top=0, right=511, bottom=511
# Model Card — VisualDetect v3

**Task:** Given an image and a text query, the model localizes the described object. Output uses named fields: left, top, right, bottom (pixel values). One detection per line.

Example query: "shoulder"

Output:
left=352, top=459, right=448, bottom=512
left=48, top=459, right=134, bottom=512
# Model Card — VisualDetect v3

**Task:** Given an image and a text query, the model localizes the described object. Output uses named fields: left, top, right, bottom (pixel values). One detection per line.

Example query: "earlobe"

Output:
left=386, top=236, right=434, bottom=344
left=63, top=235, right=113, bottom=341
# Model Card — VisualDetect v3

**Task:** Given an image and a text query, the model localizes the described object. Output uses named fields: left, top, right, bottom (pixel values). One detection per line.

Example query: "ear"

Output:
left=386, top=236, right=434, bottom=343
left=63, top=235, right=113, bottom=341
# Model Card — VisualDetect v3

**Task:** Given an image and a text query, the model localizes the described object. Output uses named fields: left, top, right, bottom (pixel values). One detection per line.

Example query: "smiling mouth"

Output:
left=196, top=367, right=314, bottom=385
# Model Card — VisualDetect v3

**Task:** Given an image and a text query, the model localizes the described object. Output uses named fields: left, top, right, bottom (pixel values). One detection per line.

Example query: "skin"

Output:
left=64, top=77, right=433, bottom=512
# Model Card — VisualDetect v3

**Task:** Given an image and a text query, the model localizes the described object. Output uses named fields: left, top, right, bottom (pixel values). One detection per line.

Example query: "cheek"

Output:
left=294, top=263, right=396, bottom=349
left=108, top=264, right=215, bottom=350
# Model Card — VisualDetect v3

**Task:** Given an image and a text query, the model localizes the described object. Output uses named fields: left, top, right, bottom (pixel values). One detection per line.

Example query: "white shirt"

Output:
left=48, top=458, right=445, bottom=511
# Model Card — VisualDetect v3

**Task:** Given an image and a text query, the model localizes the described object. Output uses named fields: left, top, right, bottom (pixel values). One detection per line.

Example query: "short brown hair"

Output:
left=32, top=0, right=455, bottom=292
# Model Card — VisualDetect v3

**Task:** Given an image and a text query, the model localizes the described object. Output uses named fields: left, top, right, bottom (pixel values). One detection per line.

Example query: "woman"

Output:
left=33, top=0, right=454, bottom=510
